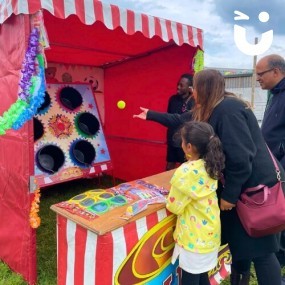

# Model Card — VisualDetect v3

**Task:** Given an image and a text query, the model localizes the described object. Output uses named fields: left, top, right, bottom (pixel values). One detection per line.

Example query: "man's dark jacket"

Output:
left=261, top=77, right=285, bottom=168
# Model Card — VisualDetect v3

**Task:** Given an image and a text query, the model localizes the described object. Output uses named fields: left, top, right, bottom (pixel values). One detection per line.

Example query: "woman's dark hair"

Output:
left=192, top=69, right=246, bottom=122
left=181, top=121, right=225, bottom=179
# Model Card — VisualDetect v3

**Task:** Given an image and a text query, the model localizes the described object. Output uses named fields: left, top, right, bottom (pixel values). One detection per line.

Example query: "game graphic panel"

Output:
left=34, top=83, right=112, bottom=186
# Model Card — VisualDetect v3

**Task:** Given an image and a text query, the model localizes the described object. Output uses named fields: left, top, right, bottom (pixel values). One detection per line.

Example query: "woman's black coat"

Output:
left=147, top=97, right=280, bottom=261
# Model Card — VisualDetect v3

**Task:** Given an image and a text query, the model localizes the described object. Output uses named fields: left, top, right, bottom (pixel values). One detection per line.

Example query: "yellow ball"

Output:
left=117, top=100, right=126, bottom=109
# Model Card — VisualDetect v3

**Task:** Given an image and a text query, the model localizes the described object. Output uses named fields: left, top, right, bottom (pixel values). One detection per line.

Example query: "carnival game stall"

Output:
left=0, top=0, right=204, bottom=284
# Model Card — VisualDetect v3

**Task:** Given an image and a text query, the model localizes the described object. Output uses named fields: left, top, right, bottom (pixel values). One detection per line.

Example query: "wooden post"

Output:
left=251, top=37, right=258, bottom=107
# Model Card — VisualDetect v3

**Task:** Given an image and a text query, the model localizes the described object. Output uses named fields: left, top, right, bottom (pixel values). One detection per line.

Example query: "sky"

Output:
left=101, top=0, right=285, bottom=69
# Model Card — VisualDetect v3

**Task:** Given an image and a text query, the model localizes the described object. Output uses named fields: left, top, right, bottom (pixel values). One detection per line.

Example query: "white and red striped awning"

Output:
left=0, top=0, right=203, bottom=49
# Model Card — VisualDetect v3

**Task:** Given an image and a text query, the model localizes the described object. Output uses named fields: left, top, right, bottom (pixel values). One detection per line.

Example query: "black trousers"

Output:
left=232, top=253, right=281, bottom=285
left=276, top=230, right=285, bottom=266
left=181, top=269, right=210, bottom=285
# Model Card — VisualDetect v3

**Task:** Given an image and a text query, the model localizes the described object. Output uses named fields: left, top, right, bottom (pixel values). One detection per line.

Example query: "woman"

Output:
left=133, top=69, right=281, bottom=285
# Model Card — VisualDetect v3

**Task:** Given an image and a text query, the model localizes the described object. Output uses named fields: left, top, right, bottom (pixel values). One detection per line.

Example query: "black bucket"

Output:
left=36, top=145, right=65, bottom=174
left=59, top=87, right=83, bottom=110
left=36, top=91, right=51, bottom=114
left=76, top=112, right=100, bottom=136
left=33, top=117, right=44, bottom=142
left=71, top=140, right=96, bottom=166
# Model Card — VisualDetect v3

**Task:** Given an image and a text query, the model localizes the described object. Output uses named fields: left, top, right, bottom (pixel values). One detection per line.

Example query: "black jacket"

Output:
left=147, top=96, right=281, bottom=260
left=166, top=94, right=194, bottom=147
left=261, top=77, right=285, bottom=168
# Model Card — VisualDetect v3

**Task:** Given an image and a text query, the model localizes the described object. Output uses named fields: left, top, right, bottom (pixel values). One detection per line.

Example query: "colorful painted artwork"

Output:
left=34, top=83, right=112, bottom=186
left=114, top=215, right=231, bottom=285
left=111, top=179, right=169, bottom=199
left=57, top=188, right=128, bottom=219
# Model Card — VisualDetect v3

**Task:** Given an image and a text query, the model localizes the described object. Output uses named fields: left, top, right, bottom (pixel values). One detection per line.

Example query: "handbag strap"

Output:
left=241, top=187, right=269, bottom=205
left=266, top=145, right=281, bottom=182
left=245, top=185, right=267, bottom=192
left=244, top=145, right=281, bottom=193
left=266, top=145, right=279, bottom=170
left=220, top=145, right=281, bottom=187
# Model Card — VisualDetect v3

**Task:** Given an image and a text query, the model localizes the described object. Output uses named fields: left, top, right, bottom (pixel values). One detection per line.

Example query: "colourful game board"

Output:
left=110, top=179, right=169, bottom=200
left=34, top=83, right=112, bottom=186
left=56, top=180, right=168, bottom=220
left=57, top=188, right=128, bottom=219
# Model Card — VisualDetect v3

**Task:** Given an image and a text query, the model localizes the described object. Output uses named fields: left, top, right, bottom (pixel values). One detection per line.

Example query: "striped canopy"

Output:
left=0, top=0, right=203, bottom=48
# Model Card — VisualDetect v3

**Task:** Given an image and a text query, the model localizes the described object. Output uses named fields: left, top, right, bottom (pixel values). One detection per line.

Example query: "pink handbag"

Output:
left=236, top=149, right=285, bottom=237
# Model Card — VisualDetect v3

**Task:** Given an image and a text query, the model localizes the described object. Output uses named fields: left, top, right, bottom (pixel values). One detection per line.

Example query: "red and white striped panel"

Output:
left=210, top=263, right=231, bottom=285
left=0, top=0, right=203, bottom=48
left=57, top=207, right=171, bottom=285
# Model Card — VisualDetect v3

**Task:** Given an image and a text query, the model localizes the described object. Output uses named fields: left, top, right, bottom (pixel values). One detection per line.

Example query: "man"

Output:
left=257, top=54, right=285, bottom=168
left=256, top=53, right=285, bottom=283
left=166, top=73, right=194, bottom=170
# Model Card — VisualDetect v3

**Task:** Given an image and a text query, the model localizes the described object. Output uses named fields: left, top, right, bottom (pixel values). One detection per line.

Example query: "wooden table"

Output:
left=51, top=170, right=175, bottom=235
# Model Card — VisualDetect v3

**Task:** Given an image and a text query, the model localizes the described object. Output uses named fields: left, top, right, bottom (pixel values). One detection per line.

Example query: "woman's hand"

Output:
left=220, top=198, right=236, bottom=211
left=133, top=107, right=149, bottom=120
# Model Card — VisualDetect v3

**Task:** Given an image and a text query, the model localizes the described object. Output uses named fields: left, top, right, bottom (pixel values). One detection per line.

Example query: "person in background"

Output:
left=166, top=121, right=224, bottom=285
left=257, top=54, right=285, bottom=169
left=166, top=73, right=194, bottom=171
left=134, top=69, right=282, bottom=285
left=256, top=53, right=285, bottom=284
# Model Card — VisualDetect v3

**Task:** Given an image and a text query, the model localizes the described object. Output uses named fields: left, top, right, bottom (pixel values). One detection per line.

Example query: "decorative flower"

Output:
left=48, top=114, right=73, bottom=139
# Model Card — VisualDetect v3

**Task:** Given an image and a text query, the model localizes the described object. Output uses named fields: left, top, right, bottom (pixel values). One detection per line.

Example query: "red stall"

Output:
left=0, top=1, right=203, bottom=283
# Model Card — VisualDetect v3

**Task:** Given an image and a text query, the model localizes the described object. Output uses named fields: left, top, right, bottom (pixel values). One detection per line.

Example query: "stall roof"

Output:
left=0, top=0, right=203, bottom=67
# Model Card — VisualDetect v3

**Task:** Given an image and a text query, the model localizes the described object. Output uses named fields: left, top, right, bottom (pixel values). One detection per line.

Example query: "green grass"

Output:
left=0, top=175, right=118, bottom=285
left=0, top=175, right=284, bottom=284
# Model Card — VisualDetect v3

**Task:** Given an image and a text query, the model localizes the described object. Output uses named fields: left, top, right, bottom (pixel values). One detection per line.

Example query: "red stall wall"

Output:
left=104, top=44, right=196, bottom=181
left=0, top=15, right=37, bottom=284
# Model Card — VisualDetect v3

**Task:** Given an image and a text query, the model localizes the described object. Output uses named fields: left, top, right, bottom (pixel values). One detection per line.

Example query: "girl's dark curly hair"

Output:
left=180, top=121, right=225, bottom=180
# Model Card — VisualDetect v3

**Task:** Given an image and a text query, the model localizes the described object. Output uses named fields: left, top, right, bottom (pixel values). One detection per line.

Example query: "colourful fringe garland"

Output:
left=30, top=181, right=41, bottom=229
left=0, top=27, right=46, bottom=135
left=193, top=49, right=204, bottom=73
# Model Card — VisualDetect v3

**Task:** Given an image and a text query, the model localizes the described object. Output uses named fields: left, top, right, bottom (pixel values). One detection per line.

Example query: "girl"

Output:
left=166, top=121, right=225, bottom=285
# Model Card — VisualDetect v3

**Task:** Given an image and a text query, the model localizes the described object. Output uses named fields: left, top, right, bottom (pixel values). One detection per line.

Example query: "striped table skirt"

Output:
left=56, top=208, right=231, bottom=285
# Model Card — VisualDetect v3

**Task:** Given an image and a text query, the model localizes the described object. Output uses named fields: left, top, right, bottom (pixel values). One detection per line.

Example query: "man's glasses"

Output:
left=256, top=68, right=274, bottom=77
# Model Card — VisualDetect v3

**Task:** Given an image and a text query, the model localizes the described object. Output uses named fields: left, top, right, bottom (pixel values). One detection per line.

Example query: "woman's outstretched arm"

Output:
left=133, top=107, right=192, bottom=128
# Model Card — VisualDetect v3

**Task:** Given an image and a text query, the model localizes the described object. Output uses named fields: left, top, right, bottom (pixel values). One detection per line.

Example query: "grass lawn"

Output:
left=0, top=175, right=283, bottom=284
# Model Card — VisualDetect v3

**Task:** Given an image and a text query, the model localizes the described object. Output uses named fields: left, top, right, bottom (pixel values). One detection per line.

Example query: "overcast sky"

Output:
left=102, top=0, right=285, bottom=69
